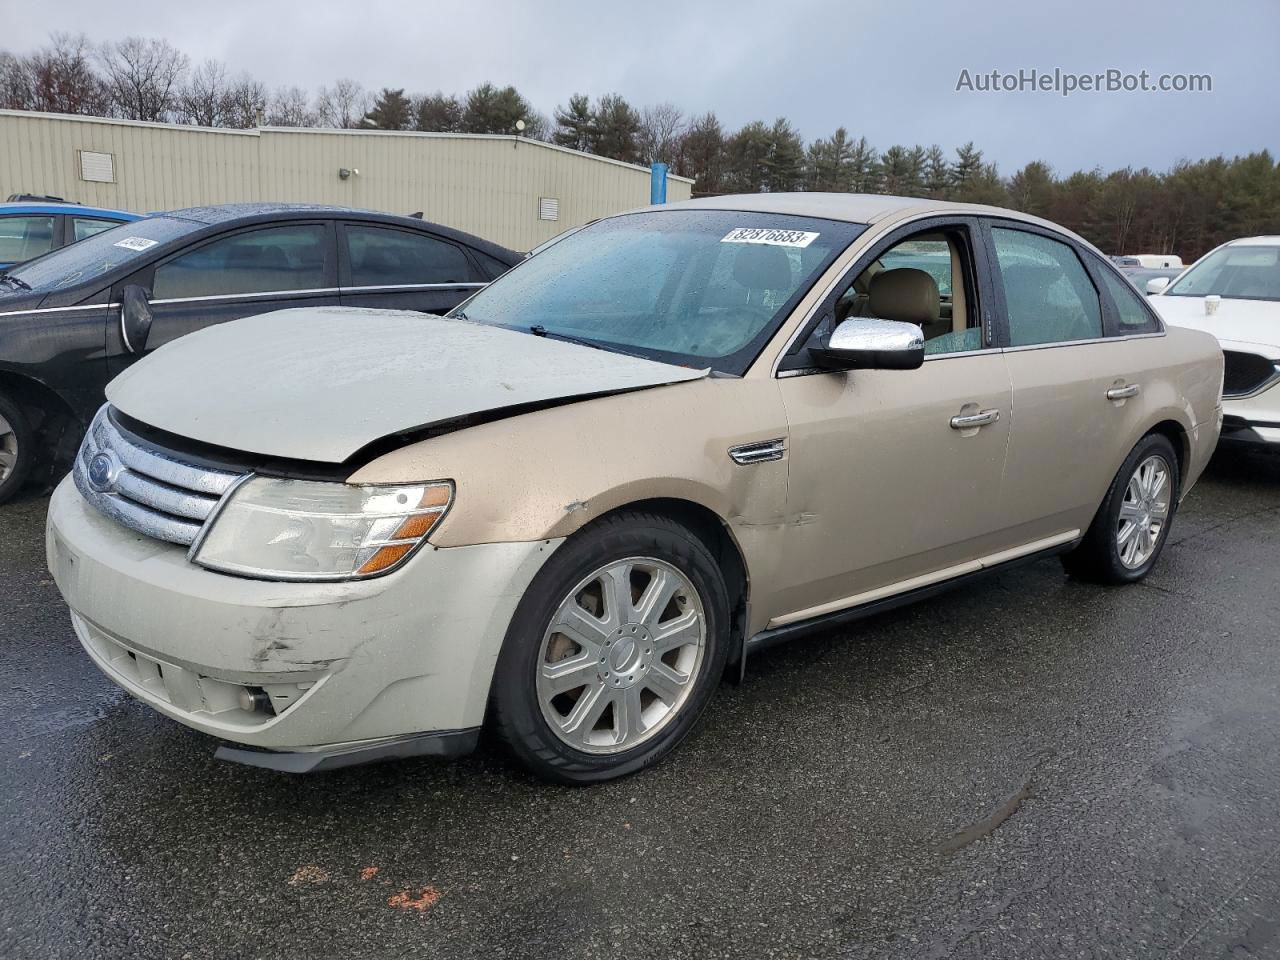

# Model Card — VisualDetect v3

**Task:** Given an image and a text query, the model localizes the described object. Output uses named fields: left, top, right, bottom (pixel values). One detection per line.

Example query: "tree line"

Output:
left=3, top=33, right=1277, bottom=259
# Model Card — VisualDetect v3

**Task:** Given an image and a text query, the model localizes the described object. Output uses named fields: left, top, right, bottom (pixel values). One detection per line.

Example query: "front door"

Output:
left=769, top=219, right=1014, bottom=625
left=107, top=221, right=339, bottom=376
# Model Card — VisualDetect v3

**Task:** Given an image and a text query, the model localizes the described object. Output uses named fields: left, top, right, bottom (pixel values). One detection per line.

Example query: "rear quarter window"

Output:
left=1098, top=267, right=1161, bottom=335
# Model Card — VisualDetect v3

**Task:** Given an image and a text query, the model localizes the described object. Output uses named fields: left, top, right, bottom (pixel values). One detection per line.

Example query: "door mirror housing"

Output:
left=809, top=318, right=925, bottom=371
left=121, top=284, right=154, bottom=354
left=1145, top=276, right=1171, bottom=295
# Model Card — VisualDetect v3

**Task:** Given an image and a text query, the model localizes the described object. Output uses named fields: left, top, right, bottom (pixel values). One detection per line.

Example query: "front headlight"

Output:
left=191, top=477, right=453, bottom=581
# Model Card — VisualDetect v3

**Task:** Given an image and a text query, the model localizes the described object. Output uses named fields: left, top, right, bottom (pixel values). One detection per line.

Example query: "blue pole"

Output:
left=650, top=162, right=668, bottom=204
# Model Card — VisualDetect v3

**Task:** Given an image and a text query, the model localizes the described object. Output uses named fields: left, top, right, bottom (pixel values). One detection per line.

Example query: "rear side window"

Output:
left=72, top=217, right=122, bottom=241
left=992, top=228, right=1103, bottom=347
left=0, top=215, right=56, bottom=262
left=345, top=225, right=476, bottom=286
left=1098, top=267, right=1160, bottom=334
left=153, top=225, right=327, bottom=300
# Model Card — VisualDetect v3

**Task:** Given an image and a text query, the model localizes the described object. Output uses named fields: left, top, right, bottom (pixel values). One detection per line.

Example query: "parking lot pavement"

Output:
left=3, top=451, right=1280, bottom=960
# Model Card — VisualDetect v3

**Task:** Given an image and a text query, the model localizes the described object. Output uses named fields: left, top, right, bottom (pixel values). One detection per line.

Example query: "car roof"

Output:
left=157, top=202, right=521, bottom=262
left=0, top=201, right=137, bottom=219
left=647, top=192, right=1040, bottom=225
left=1226, top=236, right=1280, bottom=246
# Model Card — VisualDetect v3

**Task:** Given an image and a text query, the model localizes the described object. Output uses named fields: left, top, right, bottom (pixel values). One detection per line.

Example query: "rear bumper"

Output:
left=47, top=477, right=562, bottom=759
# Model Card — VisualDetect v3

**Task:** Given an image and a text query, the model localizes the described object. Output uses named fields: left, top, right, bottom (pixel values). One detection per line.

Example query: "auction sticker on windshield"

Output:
left=113, top=237, right=159, bottom=251
left=721, top=227, right=820, bottom=247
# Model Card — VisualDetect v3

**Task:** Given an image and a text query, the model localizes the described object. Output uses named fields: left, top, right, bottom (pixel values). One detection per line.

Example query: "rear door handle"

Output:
left=1106, top=384, right=1141, bottom=400
left=950, top=409, right=1000, bottom=429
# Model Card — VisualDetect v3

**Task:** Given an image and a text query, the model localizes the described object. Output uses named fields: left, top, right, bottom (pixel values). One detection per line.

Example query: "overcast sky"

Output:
left=10, top=0, right=1277, bottom=175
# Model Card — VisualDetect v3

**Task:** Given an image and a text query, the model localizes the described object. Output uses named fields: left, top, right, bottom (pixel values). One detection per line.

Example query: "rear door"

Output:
left=984, top=219, right=1157, bottom=544
left=337, top=222, right=489, bottom=314
left=107, top=221, right=339, bottom=375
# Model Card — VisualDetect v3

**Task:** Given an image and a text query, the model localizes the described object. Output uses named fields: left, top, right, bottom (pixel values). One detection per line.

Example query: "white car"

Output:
left=1148, top=236, right=1280, bottom=445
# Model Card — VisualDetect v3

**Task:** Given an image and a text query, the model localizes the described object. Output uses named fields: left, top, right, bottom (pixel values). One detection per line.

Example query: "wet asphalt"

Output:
left=2, top=448, right=1280, bottom=960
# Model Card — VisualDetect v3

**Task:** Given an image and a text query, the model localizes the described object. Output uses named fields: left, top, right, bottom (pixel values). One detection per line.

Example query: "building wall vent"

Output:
left=80, top=151, right=116, bottom=183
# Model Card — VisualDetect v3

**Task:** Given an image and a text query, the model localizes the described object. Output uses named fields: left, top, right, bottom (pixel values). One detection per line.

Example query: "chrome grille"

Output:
left=73, top=406, right=247, bottom=546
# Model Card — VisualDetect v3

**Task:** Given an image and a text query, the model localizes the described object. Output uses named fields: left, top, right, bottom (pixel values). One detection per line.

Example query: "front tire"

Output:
left=491, top=511, right=730, bottom=784
left=0, top=393, right=34, bottom=505
left=1062, top=433, right=1179, bottom=585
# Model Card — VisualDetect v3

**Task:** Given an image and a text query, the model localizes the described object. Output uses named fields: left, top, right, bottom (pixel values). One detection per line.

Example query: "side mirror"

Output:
left=809, top=318, right=925, bottom=371
left=121, top=284, right=154, bottom=354
left=1146, top=276, right=1171, bottom=295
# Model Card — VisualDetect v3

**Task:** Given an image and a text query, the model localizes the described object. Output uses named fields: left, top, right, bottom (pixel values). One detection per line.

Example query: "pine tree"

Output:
left=364, top=87, right=411, bottom=130
left=923, top=145, right=950, bottom=198
left=589, top=93, right=641, bottom=163
left=460, top=82, right=534, bottom=134
left=413, top=92, right=462, bottom=132
left=552, top=93, right=594, bottom=151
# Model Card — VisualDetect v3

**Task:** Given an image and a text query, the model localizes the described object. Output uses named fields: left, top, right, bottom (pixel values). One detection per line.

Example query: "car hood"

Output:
left=1151, top=295, right=1280, bottom=359
left=106, top=307, right=709, bottom=462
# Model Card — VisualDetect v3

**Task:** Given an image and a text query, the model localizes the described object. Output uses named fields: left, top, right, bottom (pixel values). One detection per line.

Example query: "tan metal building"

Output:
left=0, top=110, right=694, bottom=250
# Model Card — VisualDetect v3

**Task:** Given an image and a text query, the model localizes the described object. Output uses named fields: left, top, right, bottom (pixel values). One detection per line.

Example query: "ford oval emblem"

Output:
left=87, top=453, right=116, bottom=492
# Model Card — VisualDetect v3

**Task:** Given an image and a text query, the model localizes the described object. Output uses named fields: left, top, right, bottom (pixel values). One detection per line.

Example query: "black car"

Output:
left=0, top=203, right=520, bottom=503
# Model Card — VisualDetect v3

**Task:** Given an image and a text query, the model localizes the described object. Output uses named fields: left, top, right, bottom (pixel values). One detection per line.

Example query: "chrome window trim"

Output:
left=342, top=282, right=488, bottom=293
left=775, top=333, right=1166, bottom=379
left=0, top=302, right=119, bottom=319
left=148, top=287, right=341, bottom=306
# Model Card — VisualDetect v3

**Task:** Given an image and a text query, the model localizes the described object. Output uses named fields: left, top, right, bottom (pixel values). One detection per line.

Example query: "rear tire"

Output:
left=0, top=393, right=34, bottom=505
left=1061, top=433, right=1179, bottom=585
left=490, top=511, right=730, bottom=784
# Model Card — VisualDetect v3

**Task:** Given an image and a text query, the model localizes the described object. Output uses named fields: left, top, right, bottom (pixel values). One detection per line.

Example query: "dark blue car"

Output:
left=0, top=200, right=139, bottom=270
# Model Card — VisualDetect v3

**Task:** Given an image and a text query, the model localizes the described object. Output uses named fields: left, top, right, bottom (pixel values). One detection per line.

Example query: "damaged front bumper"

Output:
left=46, top=478, right=562, bottom=769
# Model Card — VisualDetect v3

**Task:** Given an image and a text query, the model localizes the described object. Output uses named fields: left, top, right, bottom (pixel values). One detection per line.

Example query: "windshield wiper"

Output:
left=0, top=273, right=32, bottom=291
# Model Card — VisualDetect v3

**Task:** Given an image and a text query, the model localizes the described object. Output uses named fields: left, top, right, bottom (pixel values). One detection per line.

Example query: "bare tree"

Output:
left=0, top=51, right=32, bottom=110
left=177, top=59, right=230, bottom=126
left=315, top=78, right=369, bottom=128
left=266, top=86, right=314, bottom=127
left=13, top=33, right=108, bottom=114
left=98, top=36, right=188, bottom=121
left=222, top=75, right=267, bottom=128
left=638, top=102, right=685, bottom=166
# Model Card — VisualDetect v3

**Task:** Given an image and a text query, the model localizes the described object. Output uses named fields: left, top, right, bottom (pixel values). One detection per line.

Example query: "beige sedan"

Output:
left=47, top=194, right=1223, bottom=782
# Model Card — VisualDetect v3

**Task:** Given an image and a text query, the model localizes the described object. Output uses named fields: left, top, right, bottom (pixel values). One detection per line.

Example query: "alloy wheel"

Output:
left=0, top=412, right=17, bottom=484
left=536, top=556, right=706, bottom=755
left=1116, top=454, right=1171, bottom=569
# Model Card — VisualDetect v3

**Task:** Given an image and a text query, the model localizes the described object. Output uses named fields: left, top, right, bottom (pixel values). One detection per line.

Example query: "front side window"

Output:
left=0, top=215, right=56, bottom=263
left=1166, top=244, right=1280, bottom=302
left=152, top=224, right=327, bottom=300
left=992, top=227, right=1103, bottom=347
left=831, top=229, right=983, bottom=356
left=72, top=217, right=122, bottom=242
left=451, top=210, right=863, bottom=374
left=345, top=225, right=475, bottom=287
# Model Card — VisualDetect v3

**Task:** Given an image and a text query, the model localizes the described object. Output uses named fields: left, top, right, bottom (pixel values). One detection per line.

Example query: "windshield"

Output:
left=1166, top=243, right=1280, bottom=302
left=6, top=215, right=199, bottom=291
left=450, top=209, right=864, bottom=373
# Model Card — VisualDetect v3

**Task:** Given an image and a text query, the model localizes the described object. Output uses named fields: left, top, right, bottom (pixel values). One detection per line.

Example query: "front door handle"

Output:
left=950, top=409, right=1001, bottom=429
left=1106, top=383, right=1141, bottom=400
